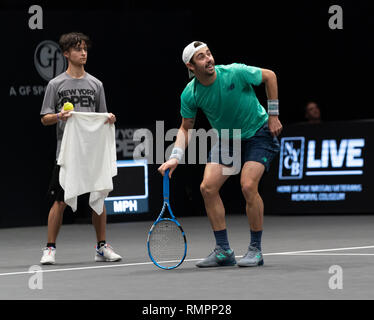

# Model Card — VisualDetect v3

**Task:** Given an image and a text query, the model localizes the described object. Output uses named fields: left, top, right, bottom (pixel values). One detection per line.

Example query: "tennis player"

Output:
left=158, top=41, right=282, bottom=267
left=39, top=32, right=121, bottom=264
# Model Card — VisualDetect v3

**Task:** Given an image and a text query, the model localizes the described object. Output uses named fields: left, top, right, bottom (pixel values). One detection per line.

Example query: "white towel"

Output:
left=57, top=111, right=117, bottom=214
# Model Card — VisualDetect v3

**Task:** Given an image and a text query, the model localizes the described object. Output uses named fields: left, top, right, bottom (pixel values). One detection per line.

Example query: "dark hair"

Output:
left=189, top=41, right=204, bottom=64
left=59, top=32, right=91, bottom=52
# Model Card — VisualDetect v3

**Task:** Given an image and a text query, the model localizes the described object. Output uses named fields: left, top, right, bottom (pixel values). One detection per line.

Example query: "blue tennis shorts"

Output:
left=207, top=123, right=280, bottom=172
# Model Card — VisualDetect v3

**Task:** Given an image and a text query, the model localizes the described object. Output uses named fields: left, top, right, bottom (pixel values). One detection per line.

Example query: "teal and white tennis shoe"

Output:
left=196, top=246, right=236, bottom=268
left=237, top=246, right=264, bottom=267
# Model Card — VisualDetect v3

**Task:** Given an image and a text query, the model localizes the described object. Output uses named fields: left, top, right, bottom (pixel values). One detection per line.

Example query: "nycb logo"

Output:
left=279, top=137, right=305, bottom=180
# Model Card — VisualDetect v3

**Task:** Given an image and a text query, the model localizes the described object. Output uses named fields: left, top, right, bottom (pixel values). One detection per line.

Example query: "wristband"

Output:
left=169, top=147, right=184, bottom=162
left=267, top=99, right=279, bottom=116
left=57, top=113, right=60, bottom=121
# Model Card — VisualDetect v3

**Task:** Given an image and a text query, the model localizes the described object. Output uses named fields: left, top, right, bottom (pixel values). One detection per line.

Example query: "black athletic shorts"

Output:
left=207, top=122, right=280, bottom=172
left=47, top=162, right=65, bottom=203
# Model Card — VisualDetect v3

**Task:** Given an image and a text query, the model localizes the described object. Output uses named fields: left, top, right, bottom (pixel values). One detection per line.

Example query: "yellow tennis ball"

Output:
left=63, top=102, right=74, bottom=111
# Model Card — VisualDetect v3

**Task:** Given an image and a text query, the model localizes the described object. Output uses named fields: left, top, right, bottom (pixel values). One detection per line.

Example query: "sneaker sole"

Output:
left=196, top=264, right=236, bottom=268
left=95, top=256, right=122, bottom=262
left=40, top=261, right=55, bottom=265
left=196, top=260, right=237, bottom=268
left=237, top=260, right=264, bottom=267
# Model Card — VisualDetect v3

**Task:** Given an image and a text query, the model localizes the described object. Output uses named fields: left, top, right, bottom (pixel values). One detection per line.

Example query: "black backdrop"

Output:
left=0, top=1, right=372, bottom=227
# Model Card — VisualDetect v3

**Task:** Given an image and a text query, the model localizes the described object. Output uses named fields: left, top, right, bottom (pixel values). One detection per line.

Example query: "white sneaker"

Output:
left=40, top=247, right=56, bottom=265
left=95, top=244, right=122, bottom=262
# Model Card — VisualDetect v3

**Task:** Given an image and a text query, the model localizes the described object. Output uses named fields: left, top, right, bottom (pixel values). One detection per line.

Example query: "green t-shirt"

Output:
left=180, top=63, right=268, bottom=139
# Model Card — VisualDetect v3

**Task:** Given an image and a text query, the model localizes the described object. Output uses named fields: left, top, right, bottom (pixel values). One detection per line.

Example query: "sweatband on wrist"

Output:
left=169, top=147, right=184, bottom=162
left=267, top=99, right=279, bottom=116
left=57, top=113, right=60, bottom=121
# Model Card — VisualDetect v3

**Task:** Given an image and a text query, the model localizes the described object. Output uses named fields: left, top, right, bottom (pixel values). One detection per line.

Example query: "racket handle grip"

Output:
left=163, top=169, right=170, bottom=200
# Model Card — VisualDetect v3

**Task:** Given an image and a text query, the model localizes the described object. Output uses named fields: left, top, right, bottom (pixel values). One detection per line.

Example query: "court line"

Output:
left=0, top=261, right=156, bottom=277
left=1, top=244, right=373, bottom=277
left=263, top=245, right=374, bottom=255
left=276, top=253, right=374, bottom=256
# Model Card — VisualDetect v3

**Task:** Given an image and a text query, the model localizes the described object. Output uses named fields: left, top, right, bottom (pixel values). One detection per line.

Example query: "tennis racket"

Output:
left=147, top=169, right=187, bottom=269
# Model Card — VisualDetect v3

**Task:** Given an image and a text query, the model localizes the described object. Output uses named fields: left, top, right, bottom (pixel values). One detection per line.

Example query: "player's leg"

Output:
left=237, top=161, right=266, bottom=267
left=240, top=161, right=265, bottom=232
left=93, top=205, right=122, bottom=262
left=92, top=205, right=106, bottom=243
left=47, top=200, right=67, bottom=243
left=40, top=201, right=66, bottom=265
left=41, top=164, right=67, bottom=265
left=237, top=123, right=280, bottom=267
left=241, top=161, right=265, bottom=250
left=200, top=163, right=231, bottom=231
left=196, top=163, right=236, bottom=267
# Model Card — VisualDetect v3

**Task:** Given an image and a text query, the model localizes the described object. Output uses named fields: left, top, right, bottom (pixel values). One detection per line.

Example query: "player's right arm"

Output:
left=41, top=110, right=71, bottom=126
left=40, top=82, right=71, bottom=126
left=158, top=117, right=195, bottom=178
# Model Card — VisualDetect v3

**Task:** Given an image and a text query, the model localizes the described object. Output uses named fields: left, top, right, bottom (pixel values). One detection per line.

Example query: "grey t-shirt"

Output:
left=40, top=71, right=108, bottom=159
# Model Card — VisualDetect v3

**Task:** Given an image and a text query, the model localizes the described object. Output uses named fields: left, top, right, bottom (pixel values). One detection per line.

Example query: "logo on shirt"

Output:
left=34, top=40, right=66, bottom=81
left=58, top=88, right=96, bottom=108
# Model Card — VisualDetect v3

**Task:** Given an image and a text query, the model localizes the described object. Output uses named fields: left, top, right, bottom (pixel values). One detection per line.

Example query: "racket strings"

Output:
left=149, top=220, right=185, bottom=268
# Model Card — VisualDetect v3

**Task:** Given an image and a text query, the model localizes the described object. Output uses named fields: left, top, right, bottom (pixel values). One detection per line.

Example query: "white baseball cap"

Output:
left=182, top=41, right=207, bottom=78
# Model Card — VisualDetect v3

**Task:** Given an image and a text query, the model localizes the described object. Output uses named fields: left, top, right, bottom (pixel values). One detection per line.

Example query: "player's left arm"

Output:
left=97, top=83, right=116, bottom=124
left=261, top=68, right=282, bottom=137
left=105, top=113, right=116, bottom=124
